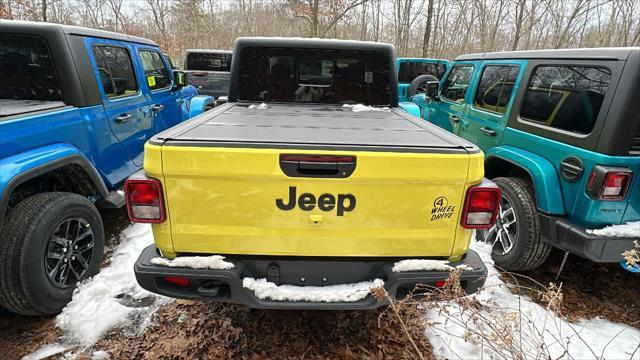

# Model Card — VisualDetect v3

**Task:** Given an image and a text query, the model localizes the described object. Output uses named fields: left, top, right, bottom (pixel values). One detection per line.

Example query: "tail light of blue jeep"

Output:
left=125, top=178, right=166, bottom=223
left=461, top=184, right=501, bottom=229
left=586, top=165, right=633, bottom=201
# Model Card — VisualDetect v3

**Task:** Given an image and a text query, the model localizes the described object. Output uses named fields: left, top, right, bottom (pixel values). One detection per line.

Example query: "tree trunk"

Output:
left=511, top=0, right=525, bottom=50
left=312, top=0, right=319, bottom=37
left=421, top=0, right=434, bottom=57
left=42, top=0, right=47, bottom=22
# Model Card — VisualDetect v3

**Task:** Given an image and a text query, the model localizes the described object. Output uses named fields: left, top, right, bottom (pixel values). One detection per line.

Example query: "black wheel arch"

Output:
left=485, top=156, right=533, bottom=186
left=0, top=155, right=108, bottom=226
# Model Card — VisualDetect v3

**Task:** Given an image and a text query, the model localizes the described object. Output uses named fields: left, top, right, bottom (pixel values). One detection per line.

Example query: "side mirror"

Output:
left=425, top=81, right=440, bottom=100
left=173, top=70, right=186, bottom=89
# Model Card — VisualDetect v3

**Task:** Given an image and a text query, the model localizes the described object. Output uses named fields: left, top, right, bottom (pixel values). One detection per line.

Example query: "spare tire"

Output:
left=407, top=74, right=439, bottom=99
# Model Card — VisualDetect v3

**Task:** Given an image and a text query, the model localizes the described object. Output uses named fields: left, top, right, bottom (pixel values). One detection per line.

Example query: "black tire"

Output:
left=477, top=177, right=551, bottom=271
left=407, top=74, right=439, bottom=99
left=0, top=192, right=104, bottom=315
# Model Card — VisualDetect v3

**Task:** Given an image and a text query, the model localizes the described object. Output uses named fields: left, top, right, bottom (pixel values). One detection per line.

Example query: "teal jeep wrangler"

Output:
left=400, top=48, right=640, bottom=271
left=396, top=57, right=448, bottom=103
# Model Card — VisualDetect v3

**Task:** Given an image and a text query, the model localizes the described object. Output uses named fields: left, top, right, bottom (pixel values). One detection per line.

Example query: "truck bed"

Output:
left=150, top=103, right=478, bottom=154
left=145, top=102, right=484, bottom=259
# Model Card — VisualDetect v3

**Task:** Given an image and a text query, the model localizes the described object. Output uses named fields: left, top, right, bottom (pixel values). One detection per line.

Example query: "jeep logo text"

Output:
left=276, top=186, right=356, bottom=216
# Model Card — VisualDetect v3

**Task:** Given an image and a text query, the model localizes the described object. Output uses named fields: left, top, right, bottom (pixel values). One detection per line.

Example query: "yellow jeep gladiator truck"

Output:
left=129, top=38, right=497, bottom=309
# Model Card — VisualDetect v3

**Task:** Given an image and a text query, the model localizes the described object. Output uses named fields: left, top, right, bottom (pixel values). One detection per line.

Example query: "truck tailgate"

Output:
left=151, top=104, right=482, bottom=257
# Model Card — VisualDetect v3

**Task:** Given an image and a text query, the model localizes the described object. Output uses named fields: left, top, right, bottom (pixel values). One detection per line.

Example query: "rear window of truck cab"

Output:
left=186, top=52, right=232, bottom=72
left=0, top=34, right=62, bottom=102
left=236, top=47, right=391, bottom=105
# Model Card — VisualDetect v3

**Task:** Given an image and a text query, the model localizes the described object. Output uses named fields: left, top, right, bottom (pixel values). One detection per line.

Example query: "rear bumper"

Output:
left=539, top=214, right=637, bottom=262
left=134, top=245, right=487, bottom=310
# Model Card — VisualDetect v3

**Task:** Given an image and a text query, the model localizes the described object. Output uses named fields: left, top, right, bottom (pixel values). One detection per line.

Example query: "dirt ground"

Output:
left=502, top=248, right=640, bottom=327
left=1, top=209, right=638, bottom=359
left=83, top=301, right=433, bottom=360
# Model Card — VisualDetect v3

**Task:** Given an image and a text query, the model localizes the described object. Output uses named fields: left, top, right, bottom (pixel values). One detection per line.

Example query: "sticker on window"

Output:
left=147, top=76, right=156, bottom=87
left=364, top=71, right=373, bottom=83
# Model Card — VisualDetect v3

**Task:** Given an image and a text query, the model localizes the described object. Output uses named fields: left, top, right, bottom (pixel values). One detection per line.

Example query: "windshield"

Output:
left=0, top=34, right=62, bottom=101
left=398, top=61, right=447, bottom=83
left=186, top=52, right=232, bottom=71
left=236, top=47, right=391, bottom=105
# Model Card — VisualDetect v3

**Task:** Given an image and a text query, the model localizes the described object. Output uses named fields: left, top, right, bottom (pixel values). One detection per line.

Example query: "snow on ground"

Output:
left=424, top=239, right=640, bottom=360
left=22, top=343, right=69, bottom=360
left=342, top=103, right=390, bottom=112
left=392, top=259, right=472, bottom=272
left=55, top=224, right=171, bottom=345
left=587, top=221, right=640, bottom=238
left=151, top=254, right=234, bottom=270
left=91, top=350, right=110, bottom=359
left=248, top=103, right=268, bottom=110
left=243, top=278, right=384, bottom=303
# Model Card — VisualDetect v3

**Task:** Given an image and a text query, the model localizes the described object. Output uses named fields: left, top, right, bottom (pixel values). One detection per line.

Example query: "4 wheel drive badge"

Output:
left=430, top=196, right=455, bottom=221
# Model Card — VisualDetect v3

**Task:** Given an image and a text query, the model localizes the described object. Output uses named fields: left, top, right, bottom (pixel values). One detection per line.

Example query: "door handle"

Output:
left=115, top=114, right=132, bottom=123
left=449, top=114, right=460, bottom=124
left=481, top=127, right=497, bottom=137
left=151, top=104, right=165, bottom=112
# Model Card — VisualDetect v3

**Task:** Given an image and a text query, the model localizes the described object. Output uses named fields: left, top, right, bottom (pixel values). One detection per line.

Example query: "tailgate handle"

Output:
left=279, top=155, right=356, bottom=178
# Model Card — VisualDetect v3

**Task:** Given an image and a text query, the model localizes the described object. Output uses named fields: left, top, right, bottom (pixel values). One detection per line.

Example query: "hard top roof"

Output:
left=233, top=37, right=395, bottom=53
left=455, top=47, right=640, bottom=61
left=186, top=49, right=232, bottom=54
left=0, top=20, right=158, bottom=46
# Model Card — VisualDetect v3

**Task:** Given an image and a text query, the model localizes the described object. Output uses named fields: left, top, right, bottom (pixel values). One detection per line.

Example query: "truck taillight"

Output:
left=586, top=166, right=633, bottom=201
left=125, top=178, right=166, bottom=223
left=461, top=186, right=501, bottom=229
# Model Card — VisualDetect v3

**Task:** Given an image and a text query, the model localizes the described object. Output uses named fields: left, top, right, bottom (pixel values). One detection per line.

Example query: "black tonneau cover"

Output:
left=151, top=103, right=478, bottom=154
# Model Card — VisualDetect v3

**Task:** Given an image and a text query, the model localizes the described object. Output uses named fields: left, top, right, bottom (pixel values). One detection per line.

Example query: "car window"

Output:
left=397, top=62, right=447, bottom=83
left=186, top=52, right=232, bottom=71
left=0, top=34, right=61, bottom=101
left=237, top=47, right=391, bottom=105
left=473, top=65, right=519, bottom=114
left=441, top=65, right=473, bottom=103
left=520, top=65, right=611, bottom=134
left=92, top=45, right=138, bottom=98
left=139, top=50, right=171, bottom=91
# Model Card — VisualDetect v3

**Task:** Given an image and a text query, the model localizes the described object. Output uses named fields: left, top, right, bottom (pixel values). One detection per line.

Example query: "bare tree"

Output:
left=421, top=0, right=433, bottom=56
left=5, top=0, right=638, bottom=62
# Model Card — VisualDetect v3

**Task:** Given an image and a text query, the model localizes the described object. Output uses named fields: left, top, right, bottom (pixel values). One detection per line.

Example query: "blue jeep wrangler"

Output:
left=0, top=20, right=213, bottom=315
left=401, top=48, right=640, bottom=271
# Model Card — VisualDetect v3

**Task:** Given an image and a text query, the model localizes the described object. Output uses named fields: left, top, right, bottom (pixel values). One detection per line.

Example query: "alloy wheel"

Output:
left=45, top=218, right=95, bottom=288
left=480, top=196, right=517, bottom=255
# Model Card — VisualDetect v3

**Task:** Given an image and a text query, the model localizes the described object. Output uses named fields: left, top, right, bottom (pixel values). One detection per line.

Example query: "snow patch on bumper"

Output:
left=392, top=259, right=473, bottom=272
left=151, top=255, right=235, bottom=270
left=242, top=278, right=384, bottom=303
left=586, top=221, right=640, bottom=238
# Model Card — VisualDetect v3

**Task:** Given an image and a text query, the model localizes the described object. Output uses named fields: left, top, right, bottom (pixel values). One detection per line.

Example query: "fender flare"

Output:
left=188, top=95, right=215, bottom=118
left=398, top=101, right=422, bottom=118
left=0, top=144, right=108, bottom=224
left=485, top=146, right=565, bottom=215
